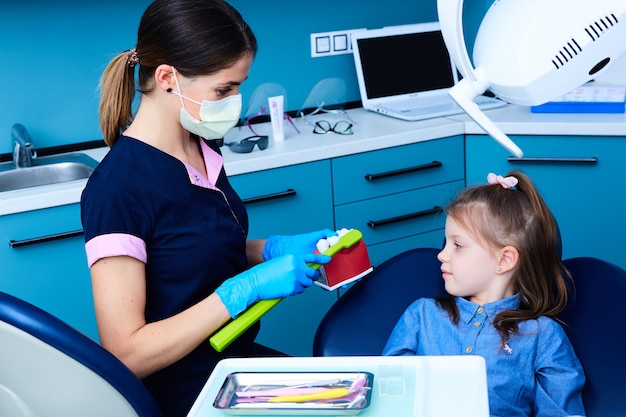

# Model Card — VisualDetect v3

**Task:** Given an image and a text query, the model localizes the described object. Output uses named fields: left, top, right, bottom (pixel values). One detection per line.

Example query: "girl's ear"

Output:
left=497, top=246, right=519, bottom=274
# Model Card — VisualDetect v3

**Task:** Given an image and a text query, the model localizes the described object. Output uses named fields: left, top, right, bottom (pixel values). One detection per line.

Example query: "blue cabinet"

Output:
left=0, top=203, right=97, bottom=340
left=466, top=134, right=626, bottom=270
left=333, top=136, right=465, bottom=266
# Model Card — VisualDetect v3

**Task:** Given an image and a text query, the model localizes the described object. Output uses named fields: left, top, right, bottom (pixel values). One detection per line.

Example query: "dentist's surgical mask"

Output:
left=171, top=66, right=242, bottom=139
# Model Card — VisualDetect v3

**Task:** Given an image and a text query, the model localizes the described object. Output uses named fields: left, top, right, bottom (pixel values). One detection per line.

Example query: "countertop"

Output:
left=2, top=105, right=626, bottom=216
left=448, top=103, right=626, bottom=136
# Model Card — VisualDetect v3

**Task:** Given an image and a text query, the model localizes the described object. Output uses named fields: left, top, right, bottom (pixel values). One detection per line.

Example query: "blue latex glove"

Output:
left=216, top=253, right=332, bottom=318
left=263, top=229, right=337, bottom=261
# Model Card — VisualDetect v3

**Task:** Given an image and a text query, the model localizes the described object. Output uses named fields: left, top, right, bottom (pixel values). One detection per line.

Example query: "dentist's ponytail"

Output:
left=99, top=50, right=136, bottom=147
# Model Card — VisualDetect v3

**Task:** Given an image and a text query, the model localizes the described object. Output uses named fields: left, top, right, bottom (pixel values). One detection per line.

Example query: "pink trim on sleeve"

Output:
left=85, top=233, right=147, bottom=267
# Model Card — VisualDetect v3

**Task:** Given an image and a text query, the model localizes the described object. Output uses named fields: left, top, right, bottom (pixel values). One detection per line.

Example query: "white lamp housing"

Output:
left=437, top=0, right=626, bottom=157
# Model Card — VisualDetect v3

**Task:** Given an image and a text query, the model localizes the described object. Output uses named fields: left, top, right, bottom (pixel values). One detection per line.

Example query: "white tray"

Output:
left=186, top=356, right=489, bottom=417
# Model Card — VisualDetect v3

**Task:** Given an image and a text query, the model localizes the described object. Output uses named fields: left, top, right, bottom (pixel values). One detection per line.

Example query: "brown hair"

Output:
left=437, top=170, right=571, bottom=348
left=98, top=0, right=257, bottom=147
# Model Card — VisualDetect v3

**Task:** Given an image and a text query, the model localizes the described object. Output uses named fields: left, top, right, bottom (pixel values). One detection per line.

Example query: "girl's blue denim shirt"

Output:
left=383, top=294, right=586, bottom=417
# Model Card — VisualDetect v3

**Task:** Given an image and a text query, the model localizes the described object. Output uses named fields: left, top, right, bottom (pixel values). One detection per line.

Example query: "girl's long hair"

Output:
left=437, top=170, right=571, bottom=348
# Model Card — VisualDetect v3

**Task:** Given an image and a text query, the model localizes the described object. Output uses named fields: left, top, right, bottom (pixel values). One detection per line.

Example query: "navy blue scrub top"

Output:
left=81, top=135, right=259, bottom=417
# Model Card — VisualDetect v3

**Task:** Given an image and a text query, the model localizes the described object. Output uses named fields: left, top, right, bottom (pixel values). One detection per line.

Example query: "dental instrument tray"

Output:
left=213, top=371, right=374, bottom=415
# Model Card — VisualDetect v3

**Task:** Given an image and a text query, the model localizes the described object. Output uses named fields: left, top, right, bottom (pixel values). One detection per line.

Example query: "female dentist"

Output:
left=80, top=1, right=333, bottom=416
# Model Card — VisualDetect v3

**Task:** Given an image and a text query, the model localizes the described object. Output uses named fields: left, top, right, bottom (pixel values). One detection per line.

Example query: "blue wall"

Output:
left=0, top=0, right=488, bottom=153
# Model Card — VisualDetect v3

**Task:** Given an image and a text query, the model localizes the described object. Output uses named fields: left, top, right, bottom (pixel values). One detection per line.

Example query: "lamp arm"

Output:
left=449, top=77, right=524, bottom=158
left=437, top=0, right=476, bottom=82
left=437, top=0, right=524, bottom=157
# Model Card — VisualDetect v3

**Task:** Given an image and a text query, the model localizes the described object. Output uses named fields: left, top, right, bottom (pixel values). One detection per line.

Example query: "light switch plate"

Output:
left=310, top=29, right=366, bottom=58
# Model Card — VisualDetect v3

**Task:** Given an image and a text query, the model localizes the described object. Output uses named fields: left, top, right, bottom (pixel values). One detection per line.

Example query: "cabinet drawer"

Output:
left=367, top=229, right=444, bottom=267
left=334, top=181, right=463, bottom=246
left=229, top=160, right=334, bottom=239
left=332, top=136, right=464, bottom=205
left=1, top=204, right=82, bottom=245
left=466, top=135, right=607, bottom=186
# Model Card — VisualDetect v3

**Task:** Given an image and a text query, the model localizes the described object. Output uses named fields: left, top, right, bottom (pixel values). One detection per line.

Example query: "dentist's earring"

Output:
left=496, top=267, right=502, bottom=273
left=166, top=88, right=172, bottom=93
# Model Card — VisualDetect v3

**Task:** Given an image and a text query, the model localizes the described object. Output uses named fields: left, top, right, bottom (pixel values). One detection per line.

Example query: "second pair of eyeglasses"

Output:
left=240, top=102, right=355, bottom=147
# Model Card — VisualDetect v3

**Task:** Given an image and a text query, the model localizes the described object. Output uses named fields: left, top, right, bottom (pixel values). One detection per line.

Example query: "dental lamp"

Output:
left=437, top=0, right=626, bottom=157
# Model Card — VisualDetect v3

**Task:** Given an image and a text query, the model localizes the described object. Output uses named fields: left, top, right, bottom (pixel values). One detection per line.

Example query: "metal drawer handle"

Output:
left=367, top=206, right=443, bottom=229
left=9, top=229, right=84, bottom=248
left=242, top=188, right=297, bottom=205
left=364, top=161, right=443, bottom=181
left=507, top=157, right=598, bottom=164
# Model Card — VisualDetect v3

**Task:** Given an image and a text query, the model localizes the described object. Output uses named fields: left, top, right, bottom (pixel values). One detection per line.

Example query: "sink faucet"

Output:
left=11, top=124, right=37, bottom=168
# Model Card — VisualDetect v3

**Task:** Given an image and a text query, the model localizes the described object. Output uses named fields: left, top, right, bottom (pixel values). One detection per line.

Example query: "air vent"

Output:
left=552, top=13, right=619, bottom=70
left=585, top=13, right=619, bottom=40
left=551, top=39, right=582, bottom=69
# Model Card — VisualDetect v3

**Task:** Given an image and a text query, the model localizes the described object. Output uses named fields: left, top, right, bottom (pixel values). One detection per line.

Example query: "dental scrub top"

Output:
left=383, top=295, right=586, bottom=417
left=81, top=135, right=258, bottom=417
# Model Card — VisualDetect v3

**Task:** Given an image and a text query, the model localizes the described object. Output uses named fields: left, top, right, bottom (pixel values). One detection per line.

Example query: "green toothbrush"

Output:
left=209, top=229, right=364, bottom=352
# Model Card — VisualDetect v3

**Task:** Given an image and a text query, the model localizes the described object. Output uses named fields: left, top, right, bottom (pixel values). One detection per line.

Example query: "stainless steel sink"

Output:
left=0, top=153, right=99, bottom=192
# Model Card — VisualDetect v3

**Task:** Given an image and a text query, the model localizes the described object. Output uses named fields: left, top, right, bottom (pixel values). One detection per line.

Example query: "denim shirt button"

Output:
left=477, top=307, right=484, bottom=314
left=465, top=346, right=473, bottom=354
left=474, top=321, right=481, bottom=327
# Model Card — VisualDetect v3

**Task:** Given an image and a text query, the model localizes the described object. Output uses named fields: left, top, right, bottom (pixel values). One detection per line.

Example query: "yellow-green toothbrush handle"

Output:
left=209, top=263, right=320, bottom=352
left=209, top=229, right=363, bottom=352
left=209, top=299, right=279, bottom=352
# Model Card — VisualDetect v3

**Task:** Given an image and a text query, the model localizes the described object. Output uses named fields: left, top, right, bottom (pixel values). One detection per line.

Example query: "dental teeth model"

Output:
left=314, top=228, right=373, bottom=291
left=316, top=228, right=352, bottom=253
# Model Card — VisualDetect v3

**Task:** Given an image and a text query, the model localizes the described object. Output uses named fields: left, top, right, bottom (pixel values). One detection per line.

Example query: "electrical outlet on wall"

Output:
left=310, top=29, right=366, bottom=58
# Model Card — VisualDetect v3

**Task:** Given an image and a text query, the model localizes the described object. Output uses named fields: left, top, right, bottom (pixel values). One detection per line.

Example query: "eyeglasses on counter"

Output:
left=224, top=135, right=269, bottom=153
left=312, top=120, right=354, bottom=135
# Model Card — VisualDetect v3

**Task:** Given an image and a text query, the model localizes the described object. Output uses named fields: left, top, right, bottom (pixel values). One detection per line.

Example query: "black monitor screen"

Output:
left=356, top=30, right=455, bottom=99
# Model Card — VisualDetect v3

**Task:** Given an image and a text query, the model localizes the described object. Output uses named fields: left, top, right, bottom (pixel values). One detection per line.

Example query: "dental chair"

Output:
left=0, top=291, right=161, bottom=417
left=313, top=246, right=626, bottom=417
left=558, top=257, right=626, bottom=417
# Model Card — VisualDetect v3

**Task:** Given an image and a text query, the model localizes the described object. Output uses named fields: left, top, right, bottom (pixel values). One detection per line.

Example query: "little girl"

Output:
left=383, top=170, right=585, bottom=417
